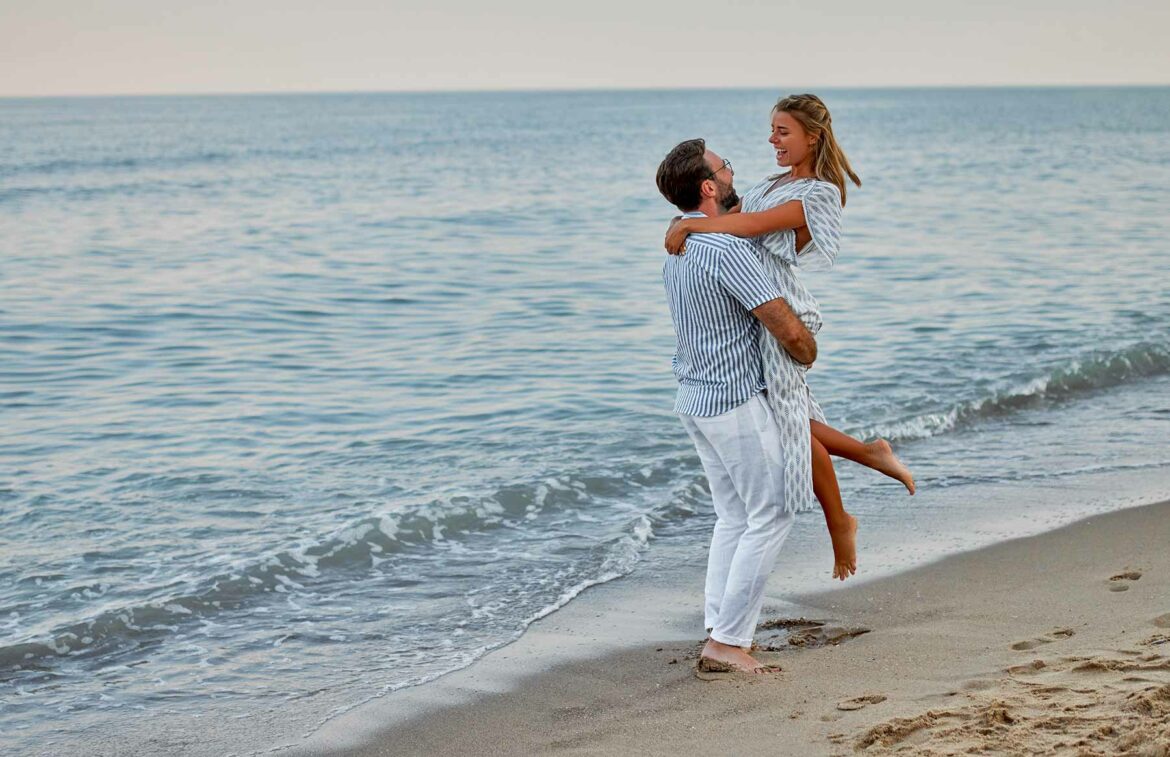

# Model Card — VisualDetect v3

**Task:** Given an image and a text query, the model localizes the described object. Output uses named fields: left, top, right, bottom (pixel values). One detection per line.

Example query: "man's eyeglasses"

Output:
left=708, top=158, right=732, bottom=179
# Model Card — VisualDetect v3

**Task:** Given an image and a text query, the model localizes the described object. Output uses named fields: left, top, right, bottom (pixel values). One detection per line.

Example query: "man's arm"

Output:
left=751, top=298, right=817, bottom=366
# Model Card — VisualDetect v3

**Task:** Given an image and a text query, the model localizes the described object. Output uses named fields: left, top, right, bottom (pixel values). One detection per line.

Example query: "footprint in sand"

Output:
left=1006, top=659, right=1047, bottom=675
left=1011, top=628, right=1075, bottom=651
left=752, top=618, right=871, bottom=652
left=1109, top=570, right=1142, bottom=592
left=1153, top=613, right=1170, bottom=629
left=837, top=694, right=887, bottom=711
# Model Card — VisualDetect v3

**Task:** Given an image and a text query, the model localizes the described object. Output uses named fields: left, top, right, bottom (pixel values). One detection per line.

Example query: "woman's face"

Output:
left=769, top=109, right=816, bottom=168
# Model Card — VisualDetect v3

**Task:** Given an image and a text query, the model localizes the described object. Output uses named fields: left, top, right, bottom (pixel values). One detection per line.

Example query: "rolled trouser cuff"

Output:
left=708, top=629, right=753, bottom=648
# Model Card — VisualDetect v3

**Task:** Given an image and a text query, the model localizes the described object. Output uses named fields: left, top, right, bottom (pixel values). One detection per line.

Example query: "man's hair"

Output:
left=656, top=138, right=709, bottom=212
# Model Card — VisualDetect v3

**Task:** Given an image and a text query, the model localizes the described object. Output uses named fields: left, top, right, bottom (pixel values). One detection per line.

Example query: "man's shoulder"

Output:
left=686, top=232, right=762, bottom=260
left=685, top=230, right=737, bottom=251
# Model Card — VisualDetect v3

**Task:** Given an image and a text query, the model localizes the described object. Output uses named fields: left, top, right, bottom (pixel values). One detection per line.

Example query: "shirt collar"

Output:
left=680, top=211, right=707, bottom=219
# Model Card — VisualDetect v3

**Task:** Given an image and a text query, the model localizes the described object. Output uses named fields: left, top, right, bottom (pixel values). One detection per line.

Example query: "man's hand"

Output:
left=751, top=298, right=816, bottom=366
left=665, top=218, right=692, bottom=255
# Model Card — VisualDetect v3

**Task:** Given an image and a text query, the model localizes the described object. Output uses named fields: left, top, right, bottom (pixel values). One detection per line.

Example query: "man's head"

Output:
left=655, top=138, right=739, bottom=215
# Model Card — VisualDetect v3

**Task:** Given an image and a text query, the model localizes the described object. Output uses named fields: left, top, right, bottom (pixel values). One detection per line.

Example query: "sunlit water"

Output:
left=2, top=87, right=1169, bottom=755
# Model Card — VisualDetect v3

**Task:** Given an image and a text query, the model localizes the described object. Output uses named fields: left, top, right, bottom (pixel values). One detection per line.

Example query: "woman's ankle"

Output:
left=824, top=512, right=855, bottom=531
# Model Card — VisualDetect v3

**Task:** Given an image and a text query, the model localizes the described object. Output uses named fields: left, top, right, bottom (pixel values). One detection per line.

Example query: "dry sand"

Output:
left=295, top=500, right=1170, bottom=756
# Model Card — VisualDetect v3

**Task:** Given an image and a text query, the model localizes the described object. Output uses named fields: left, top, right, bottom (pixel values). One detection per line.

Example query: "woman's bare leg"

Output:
left=810, top=420, right=915, bottom=495
left=812, top=435, right=857, bottom=581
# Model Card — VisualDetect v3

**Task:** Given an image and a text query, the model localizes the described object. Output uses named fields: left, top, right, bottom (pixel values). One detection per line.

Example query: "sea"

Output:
left=2, top=87, right=1169, bottom=755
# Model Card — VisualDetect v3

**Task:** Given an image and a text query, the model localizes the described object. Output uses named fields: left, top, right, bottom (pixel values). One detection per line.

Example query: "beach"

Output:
left=295, top=499, right=1170, bottom=756
left=4, top=88, right=1170, bottom=754
left=5, top=0, right=1170, bottom=749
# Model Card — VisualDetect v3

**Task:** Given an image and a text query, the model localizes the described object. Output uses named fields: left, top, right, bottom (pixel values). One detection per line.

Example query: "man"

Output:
left=656, top=138, right=817, bottom=674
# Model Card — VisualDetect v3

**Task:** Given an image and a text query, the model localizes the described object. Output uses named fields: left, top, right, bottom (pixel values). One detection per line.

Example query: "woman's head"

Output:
left=770, top=94, right=861, bottom=204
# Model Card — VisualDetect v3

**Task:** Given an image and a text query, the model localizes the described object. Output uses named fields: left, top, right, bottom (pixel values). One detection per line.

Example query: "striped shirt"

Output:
left=663, top=212, right=783, bottom=416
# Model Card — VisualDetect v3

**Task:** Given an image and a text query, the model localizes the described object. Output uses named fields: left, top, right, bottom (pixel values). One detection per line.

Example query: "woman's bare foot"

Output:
left=698, top=638, right=779, bottom=674
left=829, top=513, right=858, bottom=581
left=864, top=439, right=915, bottom=495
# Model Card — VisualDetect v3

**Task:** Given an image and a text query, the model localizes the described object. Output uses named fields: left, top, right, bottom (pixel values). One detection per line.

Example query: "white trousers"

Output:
left=680, top=393, right=796, bottom=648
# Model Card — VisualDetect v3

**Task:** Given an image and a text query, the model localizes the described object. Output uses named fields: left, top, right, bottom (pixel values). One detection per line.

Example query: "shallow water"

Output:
left=2, top=87, right=1169, bottom=754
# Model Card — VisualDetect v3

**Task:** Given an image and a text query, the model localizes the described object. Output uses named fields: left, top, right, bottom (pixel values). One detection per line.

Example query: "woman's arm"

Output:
left=665, top=200, right=805, bottom=254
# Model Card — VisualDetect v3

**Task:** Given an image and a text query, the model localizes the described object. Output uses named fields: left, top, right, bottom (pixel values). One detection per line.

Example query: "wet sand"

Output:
left=293, top=500, right=1170, bottom=756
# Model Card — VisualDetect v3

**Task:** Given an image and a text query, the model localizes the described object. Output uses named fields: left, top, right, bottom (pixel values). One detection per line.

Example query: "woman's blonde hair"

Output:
left=774, top=93, right=861, bottom=205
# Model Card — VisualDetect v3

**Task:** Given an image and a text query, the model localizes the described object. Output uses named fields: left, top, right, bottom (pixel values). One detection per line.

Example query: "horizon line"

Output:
left=3, top=81, right=1169, bottom=101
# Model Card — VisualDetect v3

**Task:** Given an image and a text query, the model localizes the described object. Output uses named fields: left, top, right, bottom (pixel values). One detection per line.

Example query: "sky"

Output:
left=1, top=0, right=1168, bottom=97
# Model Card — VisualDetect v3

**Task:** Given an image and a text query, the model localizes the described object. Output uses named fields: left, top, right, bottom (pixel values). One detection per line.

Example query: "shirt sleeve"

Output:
left=796, top=181, right=842, bottom=271
left=715, top=241, right=783, bottom=311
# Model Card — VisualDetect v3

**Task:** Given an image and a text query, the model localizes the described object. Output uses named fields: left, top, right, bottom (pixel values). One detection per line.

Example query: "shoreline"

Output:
left=288, top=498, right=1170, bottom=756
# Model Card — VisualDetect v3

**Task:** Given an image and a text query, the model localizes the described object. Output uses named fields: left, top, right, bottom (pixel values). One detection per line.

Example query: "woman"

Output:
left=665, top=94, right=914, bottom=581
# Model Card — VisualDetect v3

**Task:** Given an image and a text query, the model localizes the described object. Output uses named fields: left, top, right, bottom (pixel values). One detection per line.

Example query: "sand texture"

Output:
left=299, top=501, right=1170, bottom=756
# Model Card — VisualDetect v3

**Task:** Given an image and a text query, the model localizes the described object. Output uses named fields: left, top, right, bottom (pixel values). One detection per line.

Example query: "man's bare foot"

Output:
left=699, top=638, right=778, bottom=674
left=829, top=513, right=858, bottom=581
left=864, top=439, right=915, bottom=495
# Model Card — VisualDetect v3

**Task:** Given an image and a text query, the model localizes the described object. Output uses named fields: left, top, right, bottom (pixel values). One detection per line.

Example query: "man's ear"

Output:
left=699, top=178, right=716, bottom=199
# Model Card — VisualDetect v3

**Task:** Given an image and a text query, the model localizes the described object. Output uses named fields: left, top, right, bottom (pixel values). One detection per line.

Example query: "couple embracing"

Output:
left=657, top=94, right=915, bottom=675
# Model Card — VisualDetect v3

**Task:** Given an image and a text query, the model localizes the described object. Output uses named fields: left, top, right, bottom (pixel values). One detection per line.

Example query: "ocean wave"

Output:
left=12, top=343, right=1162, bottom=678
left=287, top=512, right=659, bottom=739
left=924, top=458, right=1170, bottom=490
left=0, top=139, right=394, bottom=182
left=860, top=341, right=1170, bottom=443
left=0, top=462, right=694, bottom=677
left=0, top=151, right=238, bottom=178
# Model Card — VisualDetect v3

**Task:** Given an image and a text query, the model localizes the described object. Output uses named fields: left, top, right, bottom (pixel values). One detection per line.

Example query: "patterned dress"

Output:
left=740, top=174, right=843, bottom=514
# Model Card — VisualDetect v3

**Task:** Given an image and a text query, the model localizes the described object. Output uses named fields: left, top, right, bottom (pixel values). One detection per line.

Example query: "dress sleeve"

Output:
left=796, top=181, right=842, bottom=271
left=755, top=228, right=799, bottom=266
left=743, top=176, right=799, bottom=265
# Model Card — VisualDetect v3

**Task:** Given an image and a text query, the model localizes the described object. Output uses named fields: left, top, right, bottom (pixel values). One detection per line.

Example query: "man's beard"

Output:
left=719, top=185, right=740, bottom=211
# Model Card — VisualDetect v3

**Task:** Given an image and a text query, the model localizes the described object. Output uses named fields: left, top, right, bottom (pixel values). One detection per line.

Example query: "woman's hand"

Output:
left=665, top=218, right=693, bottom=255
